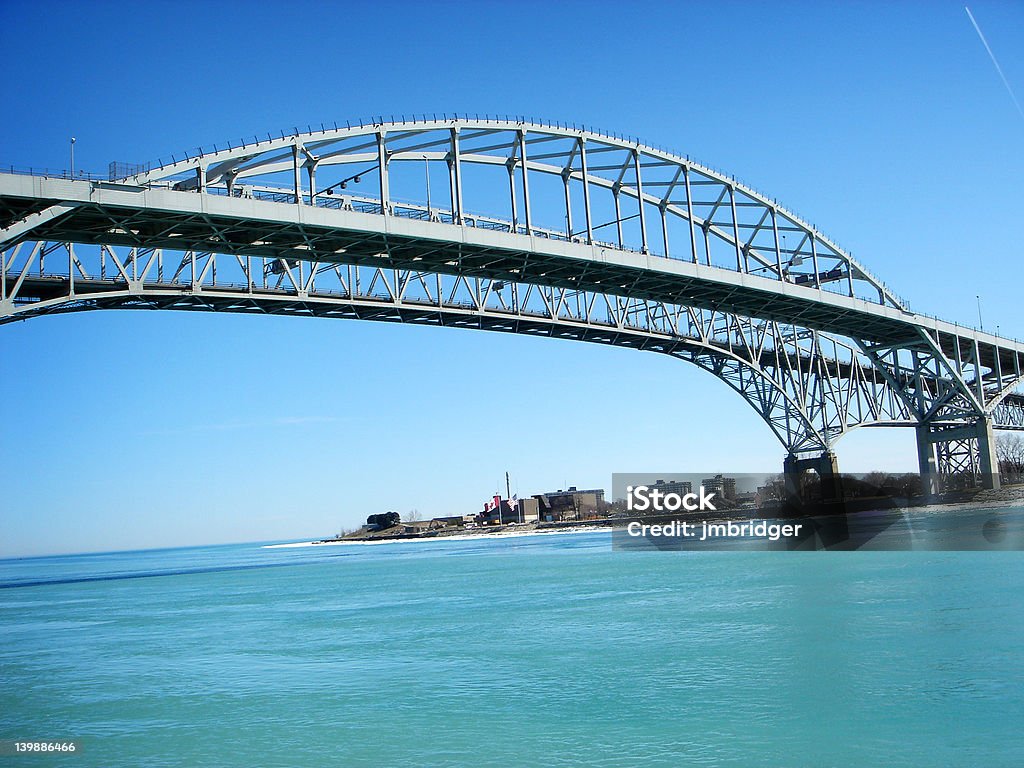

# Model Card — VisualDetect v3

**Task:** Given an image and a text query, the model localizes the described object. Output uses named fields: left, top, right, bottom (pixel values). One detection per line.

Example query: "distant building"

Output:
left=649, top=479, right=692, bottom=496
left=475, top=495, right=542, bottom=525
left=473, top=488, right=604, bottom=525
left=403, top=520, right=443, bottom=533
left=702, top=474, right=736, bottom=501
left=432, top=515, right=477, bottom=528
left=366, top=511, right=402, bottom=531
left=534, top=486, right=605, bottom=522
left=517, top=497, right=540, bottom=523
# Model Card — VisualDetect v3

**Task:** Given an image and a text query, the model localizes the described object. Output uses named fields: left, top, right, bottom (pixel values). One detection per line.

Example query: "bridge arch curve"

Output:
left=129, top=116, right=905, bottom=313
left=2, top=116, right=1023, bottom=485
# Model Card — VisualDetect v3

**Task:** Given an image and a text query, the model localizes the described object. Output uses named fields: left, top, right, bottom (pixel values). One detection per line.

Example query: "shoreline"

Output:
left=265, top=488, right=1024, bottom=551
left=263, top=525, right=611, bottom=549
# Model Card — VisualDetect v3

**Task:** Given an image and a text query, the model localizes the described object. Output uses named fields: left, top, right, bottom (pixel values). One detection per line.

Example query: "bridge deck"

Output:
left=3, top=173, right=1019, bottom=362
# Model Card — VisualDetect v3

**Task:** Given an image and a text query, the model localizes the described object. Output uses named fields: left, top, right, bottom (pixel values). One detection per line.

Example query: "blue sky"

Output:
left=1, top=0, right=1022, bottom=556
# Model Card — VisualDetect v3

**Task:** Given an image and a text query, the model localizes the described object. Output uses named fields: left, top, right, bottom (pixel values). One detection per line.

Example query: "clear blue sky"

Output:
left=1, top=1, right=1022, bottom=556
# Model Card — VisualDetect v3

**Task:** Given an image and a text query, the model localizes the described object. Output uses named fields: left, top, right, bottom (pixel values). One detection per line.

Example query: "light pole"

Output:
left=315, top=167, right=370, bottom=199
left=70, top=137, right=76, bottom=177
left=977, top=295, right=984, bottom=331
left=424, top=156, right=431, bottom=216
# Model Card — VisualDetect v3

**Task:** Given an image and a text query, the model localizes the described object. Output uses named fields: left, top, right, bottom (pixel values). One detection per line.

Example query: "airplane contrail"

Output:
left=965, top=6, right=1024, bottom=122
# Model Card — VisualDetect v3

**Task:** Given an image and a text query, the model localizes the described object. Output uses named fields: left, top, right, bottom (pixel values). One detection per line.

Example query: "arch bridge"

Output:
left=2, top=116, right=1022, bottom=493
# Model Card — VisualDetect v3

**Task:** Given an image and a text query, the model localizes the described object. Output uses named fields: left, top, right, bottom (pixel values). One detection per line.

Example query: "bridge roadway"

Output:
left=1, top=171, right=1020, bottom=358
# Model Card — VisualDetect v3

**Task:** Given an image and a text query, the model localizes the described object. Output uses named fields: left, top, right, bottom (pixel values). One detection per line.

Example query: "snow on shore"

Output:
left=263, top=525, right=610, bottom=549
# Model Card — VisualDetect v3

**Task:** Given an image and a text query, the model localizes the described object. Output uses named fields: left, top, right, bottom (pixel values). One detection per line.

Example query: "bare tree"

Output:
left=755, top=474, right=786, bottom=507
left=403, top=508, right=422, bottom=523
left=862, top=471, right=892, bottom=491
left=997, top=434, right=1024, bottom=482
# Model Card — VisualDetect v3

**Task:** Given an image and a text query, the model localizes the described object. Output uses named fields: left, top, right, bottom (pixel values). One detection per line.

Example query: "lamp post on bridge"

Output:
left=70, top=137, right=76, bottom=178
left=424, top=156, right=431, bottom=217
left=316, top=167, right=370, bottom=200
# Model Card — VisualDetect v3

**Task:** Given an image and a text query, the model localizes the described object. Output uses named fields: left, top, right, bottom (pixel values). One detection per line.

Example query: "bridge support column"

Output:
left=979, top=418, right=1000, bottom=490
left=916, top=425, right=940, bottom=499
left=784, top=451, right=841, bottom=502
left=916, top=418, right=1000, bottom=497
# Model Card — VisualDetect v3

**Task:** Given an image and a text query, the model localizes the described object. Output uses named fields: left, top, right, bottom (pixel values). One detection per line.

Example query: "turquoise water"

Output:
left=2, top=531, right=1023, bottom=767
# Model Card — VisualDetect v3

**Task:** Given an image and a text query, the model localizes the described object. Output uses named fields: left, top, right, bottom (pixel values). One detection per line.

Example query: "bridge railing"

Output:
left=0, top=165, right=109, bottom=182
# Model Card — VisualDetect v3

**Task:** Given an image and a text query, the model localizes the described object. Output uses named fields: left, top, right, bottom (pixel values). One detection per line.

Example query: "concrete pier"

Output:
left=916, top=417, right=1000, bottom=496
left=784, top=451, right=841, bottom=502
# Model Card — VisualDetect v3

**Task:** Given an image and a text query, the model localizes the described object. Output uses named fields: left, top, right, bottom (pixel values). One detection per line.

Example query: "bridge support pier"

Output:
left=916, top=424, right=940, bottom=499
left=784, top=450, right=841, bottom=502
left=916, top=418, right=1000, bottom=498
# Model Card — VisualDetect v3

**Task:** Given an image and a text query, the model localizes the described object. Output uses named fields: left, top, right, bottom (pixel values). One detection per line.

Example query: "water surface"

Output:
left=2, top=530, right=1022, bottom=766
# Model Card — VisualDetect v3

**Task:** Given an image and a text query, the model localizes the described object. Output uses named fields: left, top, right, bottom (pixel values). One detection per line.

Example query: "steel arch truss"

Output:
left=118, top=116, right=904, bottom=310
left=2, top=241, right=915, bottom=454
